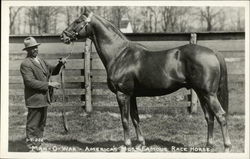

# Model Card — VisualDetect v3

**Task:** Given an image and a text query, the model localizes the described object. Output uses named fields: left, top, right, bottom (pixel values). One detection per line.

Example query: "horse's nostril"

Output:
left=60, top=34, right=66, bottom=41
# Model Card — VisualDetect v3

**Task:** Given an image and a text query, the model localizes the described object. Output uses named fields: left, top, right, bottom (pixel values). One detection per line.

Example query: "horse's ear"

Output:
left=78, top=8, right=88, bottom=20
left=82, top=7, right=91, bottom=16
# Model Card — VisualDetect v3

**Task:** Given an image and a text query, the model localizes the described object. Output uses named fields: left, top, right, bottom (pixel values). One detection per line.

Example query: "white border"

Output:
left=1, top=0, right=10, bottom=157
left=1, top=1, right=249, bottom=159
left=244, top=0, right=250, bottom=156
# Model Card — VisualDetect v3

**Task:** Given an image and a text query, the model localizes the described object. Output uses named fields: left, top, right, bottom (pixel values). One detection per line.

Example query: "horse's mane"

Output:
left=95, top=14, right=129, bottom=41
left=91, top=13, right=150, bottom=51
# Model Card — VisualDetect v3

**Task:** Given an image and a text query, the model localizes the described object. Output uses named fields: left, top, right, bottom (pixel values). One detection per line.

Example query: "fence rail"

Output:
left=9, top=32, right=244, bottom=42
left=9, top=32, right=245, bottom=114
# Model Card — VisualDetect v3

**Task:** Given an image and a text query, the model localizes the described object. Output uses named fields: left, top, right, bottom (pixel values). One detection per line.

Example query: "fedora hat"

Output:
left=22, top=37, right=40, bottom=51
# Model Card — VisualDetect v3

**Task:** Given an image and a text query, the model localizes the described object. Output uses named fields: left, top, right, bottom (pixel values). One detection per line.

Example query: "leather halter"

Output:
left=63, top=12, right=93, bottom=40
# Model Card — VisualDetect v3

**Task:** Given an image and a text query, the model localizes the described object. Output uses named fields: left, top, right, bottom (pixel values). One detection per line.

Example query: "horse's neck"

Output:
left=91, top=15, right=129, bottom=69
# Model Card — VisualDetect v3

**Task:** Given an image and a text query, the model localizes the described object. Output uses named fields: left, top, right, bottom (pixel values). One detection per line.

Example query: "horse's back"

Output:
left=134, top=43, right=221, bottom=94
left=108, top=43, right=221, bottom=96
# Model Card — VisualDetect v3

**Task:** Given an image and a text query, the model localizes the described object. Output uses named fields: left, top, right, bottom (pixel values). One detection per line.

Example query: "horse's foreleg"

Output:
left=206, top=94, right=232, bottom=152
left=116, top=91, right=132, bottom=147
left=130, top=96, right=145, bottom=146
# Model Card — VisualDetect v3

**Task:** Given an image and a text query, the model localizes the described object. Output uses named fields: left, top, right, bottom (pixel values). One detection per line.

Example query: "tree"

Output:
left=127, top=7, right=141, bottom=32
left=236, top=9, right=244, bottom=31
left=66, top=7, right=72, bottom=27
left=9, top=7, right=23, bottom=34
left=217, top=10, right=226, bottom=31
left=110, top=6, right=128, bottom=28
left=199, top=7, right=222, bottom=31
left=176, top=7, right=192, bottom=32
left=9, top=6, right=245, bottom=34
left=25, top=7, right=62, bottom=34
left=140, top=7, right=149, bottom=32
left=147, top=7, right=160, bottom=32
left=161, top=7, right=178, bottom=32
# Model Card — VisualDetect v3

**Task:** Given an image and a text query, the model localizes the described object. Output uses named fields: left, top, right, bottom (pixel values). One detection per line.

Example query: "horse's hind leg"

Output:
left=116, top=91, right=132, bottom=147
left=130, top=96, right=145, bottom=146
left=204, top=93, right=232, bottom=152
left=196, top=91, right=215, bottom=148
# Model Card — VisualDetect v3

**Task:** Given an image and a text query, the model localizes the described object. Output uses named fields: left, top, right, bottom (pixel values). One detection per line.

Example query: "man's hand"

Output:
left=59, top=57, right=67, bottom=65
left=48, top=81, right=61, bottom=89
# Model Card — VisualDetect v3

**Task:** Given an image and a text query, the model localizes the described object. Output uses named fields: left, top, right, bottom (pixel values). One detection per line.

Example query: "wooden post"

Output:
left=84, top=39, right=92, bottom=112
left=189, top=33, right=198, bottom=113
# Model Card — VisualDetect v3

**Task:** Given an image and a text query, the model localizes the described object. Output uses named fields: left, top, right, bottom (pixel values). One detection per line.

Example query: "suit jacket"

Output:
left=20, top=57, right=63, bottom=108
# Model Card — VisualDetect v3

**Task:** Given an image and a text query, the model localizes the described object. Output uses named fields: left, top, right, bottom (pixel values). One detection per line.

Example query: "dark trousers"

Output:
left=26, top=107, right=47, bottom=148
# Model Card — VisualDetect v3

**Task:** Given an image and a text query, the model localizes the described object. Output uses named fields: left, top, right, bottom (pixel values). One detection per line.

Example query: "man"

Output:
left=20, top=37, right=66, bottom=152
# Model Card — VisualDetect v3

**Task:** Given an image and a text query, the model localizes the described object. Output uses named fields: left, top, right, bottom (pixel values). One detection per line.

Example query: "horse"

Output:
left=61, top=10, right=232, bottom=152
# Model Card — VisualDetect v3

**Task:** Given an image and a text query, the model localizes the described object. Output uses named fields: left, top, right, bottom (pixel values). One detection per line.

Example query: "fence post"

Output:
left=84, top=38, right=92, bottom=112
left=189, top=33, right=198, bottom=113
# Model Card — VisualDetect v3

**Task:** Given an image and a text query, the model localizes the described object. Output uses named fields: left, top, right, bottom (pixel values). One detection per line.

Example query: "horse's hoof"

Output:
left=125, top=140, right=132, bottom=148
left=119, top=144, right=133, bottom=152
left=138, top=136, right=145, bottom=146
left=119, top=145, right=127, bottom=152
left=224, top=148, right=230, bottom=153
left=135, top=144, right=144, bottom=151
left=140, top=140, right=146, bottom=146
left=134, top=145, right=143, bottom=152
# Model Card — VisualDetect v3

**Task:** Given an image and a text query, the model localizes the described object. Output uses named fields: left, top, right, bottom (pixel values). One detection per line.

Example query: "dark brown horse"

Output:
left=61, top=10, right=232, bottom=152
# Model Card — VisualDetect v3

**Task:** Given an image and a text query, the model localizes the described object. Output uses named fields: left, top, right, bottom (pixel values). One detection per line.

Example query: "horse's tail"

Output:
left=216, top=52, right=229, bottom=114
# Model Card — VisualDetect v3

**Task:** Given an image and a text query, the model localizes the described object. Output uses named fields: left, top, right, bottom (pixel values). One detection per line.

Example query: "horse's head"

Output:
left=61, top=12, right=93, bottom=44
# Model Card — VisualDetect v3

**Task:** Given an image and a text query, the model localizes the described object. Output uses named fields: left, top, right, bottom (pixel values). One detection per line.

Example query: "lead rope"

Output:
left=65, top=42, right=75, bottom=60
left=60, top=42, right=74, bottom=133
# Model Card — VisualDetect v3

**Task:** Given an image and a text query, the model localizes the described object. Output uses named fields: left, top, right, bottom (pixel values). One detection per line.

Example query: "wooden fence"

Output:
left=9, top=32, right=245, bottom=113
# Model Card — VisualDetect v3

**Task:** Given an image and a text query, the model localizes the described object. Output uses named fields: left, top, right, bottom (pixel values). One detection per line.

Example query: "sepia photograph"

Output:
left=1, top=1, right=249, bottom=159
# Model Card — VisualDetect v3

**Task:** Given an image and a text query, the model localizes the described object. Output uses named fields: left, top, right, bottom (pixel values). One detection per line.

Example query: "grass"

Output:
left=9, top=106, right=245, bottom=153
left=8, top=80, right=245, bottom=153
